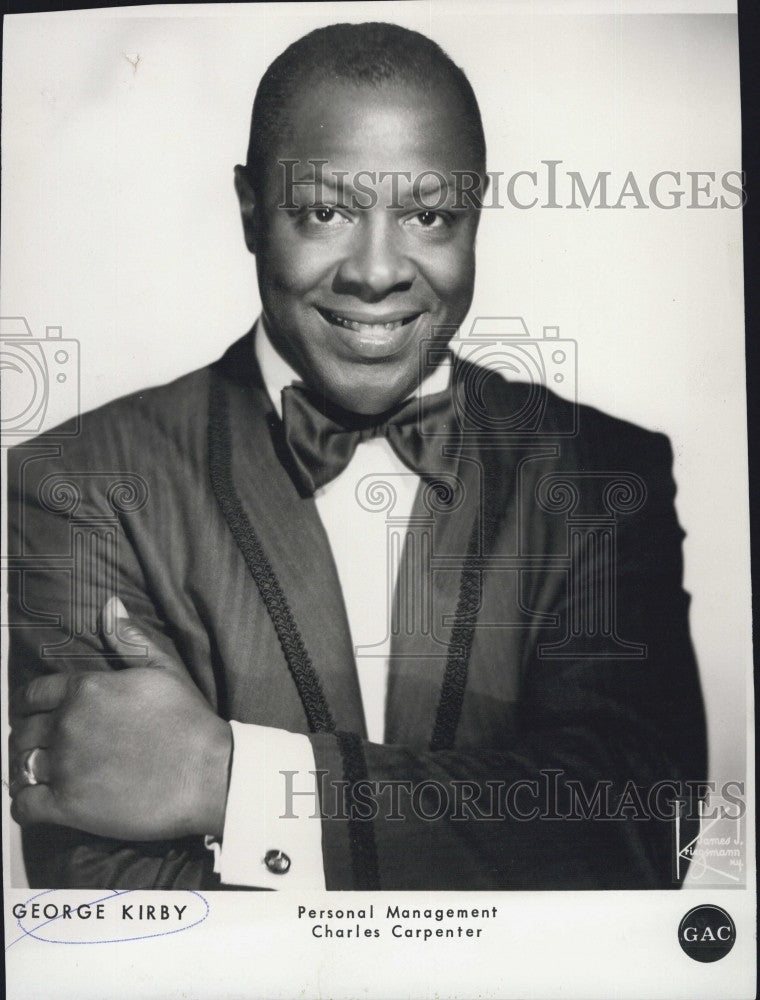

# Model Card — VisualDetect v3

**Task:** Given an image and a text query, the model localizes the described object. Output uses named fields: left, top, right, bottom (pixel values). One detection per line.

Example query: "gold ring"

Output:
left=20, top=747, right=42, bottom=787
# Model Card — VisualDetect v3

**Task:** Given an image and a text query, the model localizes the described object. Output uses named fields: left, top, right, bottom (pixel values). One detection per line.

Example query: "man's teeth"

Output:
left=325, top=311, right=413, bottom=333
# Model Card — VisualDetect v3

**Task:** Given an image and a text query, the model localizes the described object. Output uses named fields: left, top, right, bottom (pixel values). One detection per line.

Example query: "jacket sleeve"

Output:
left=7, top=439, right=221, bottom=890
left=307, top=432, right=708, bottom=890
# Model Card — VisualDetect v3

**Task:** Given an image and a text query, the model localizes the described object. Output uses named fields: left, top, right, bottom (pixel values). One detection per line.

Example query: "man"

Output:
left=7, top=21, right=706, bottom=890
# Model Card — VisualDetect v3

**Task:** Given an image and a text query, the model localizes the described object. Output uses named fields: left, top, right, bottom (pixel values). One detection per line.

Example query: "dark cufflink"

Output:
left=264, top=849, right=291, bottom=874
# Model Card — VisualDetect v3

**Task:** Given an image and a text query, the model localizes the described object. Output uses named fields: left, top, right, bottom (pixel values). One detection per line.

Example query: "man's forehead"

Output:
left=271, top=78, right=480, bottom=173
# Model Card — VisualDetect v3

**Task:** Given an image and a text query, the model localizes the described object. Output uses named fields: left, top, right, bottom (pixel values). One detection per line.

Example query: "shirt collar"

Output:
left=254, top=315, right=452, bottom=420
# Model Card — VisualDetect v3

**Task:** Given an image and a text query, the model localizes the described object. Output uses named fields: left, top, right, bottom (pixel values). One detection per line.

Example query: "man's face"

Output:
left=237, top=78, right=484, bottom=414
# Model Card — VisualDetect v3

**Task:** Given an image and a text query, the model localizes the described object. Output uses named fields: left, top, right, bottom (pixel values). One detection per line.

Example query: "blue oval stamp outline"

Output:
left=6, top=888, right=210, bottom=949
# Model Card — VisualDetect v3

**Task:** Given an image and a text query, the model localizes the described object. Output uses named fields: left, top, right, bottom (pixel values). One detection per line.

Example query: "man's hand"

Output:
left=9, top=597, right=232, bottom=841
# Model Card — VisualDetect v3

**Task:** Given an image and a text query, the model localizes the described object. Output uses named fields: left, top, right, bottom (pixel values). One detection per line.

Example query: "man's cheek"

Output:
left=268, top=245, right=333, bottom=294
left=422, top=244, right=475, bottom=297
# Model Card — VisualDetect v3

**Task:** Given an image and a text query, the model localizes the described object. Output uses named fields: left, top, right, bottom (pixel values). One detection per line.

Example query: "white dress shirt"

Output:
left=209, top=319, right=450, bottom=888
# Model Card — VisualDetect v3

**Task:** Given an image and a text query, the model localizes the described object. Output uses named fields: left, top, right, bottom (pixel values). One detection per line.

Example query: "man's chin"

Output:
left=320, top=379, right=417, bottom=417
left=305, top=360, right=419, bottom=416
left=328, top=392, right=408, bottom=417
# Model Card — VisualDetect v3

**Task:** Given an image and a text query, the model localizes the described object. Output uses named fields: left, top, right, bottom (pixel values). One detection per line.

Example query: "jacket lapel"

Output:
left=210, top=334, right=367, bottom=736
left=383, top=366, right=530, bottom=750
left=384, top=450, right=483, bottom=746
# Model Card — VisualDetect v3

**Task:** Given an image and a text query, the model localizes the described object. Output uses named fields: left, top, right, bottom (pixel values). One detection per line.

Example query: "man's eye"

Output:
left=304, top=207, right=350, bottom=226
left=406, top=211, right=448, bottom=229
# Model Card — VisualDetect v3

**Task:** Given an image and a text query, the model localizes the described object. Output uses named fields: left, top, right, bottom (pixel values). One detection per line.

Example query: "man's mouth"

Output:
left=317, top=307, right=421, bottom=334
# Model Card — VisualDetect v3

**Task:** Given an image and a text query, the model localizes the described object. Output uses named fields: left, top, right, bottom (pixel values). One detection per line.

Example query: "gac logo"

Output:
left=678, top=905, right=736, bottom=962
left=682, top=924, right=733, bottom=942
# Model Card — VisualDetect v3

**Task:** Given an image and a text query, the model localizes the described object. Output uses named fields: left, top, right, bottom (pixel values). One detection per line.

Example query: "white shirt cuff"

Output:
left=208, top=721, right=326, bottom=890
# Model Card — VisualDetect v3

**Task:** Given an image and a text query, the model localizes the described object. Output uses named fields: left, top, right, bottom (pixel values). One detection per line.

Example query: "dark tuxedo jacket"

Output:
left=8, top=332, right=707, bottom=890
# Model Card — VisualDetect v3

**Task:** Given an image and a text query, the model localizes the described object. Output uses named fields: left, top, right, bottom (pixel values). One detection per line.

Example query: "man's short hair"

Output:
left=245, top=21, right=487, bottom=195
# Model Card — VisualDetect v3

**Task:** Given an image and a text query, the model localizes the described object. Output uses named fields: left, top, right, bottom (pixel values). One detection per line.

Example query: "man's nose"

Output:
left=334, top=216, right=416, bottom=300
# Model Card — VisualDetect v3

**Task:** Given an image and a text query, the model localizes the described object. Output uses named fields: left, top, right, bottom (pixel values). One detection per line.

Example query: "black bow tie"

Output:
left=280, top=381, right=460, bottom=496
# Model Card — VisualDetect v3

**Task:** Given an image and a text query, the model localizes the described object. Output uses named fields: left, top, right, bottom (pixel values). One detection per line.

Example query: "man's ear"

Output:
left=476, top=171, right=491, bottom=219
left=234, top=164, right=261, bottom=255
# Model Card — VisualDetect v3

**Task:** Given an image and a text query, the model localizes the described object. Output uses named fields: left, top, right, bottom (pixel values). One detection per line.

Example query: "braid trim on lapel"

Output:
left=428, top=521, right=481, bottom=753
left=336, top=731, right=381, bottom=889
left=429, top=448, right=503, bottom=752
left=207, top=372, right=336, bottom=735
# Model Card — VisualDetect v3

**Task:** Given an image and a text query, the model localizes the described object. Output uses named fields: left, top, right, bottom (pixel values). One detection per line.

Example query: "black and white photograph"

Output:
left=1, top=1, right=755, bottom=998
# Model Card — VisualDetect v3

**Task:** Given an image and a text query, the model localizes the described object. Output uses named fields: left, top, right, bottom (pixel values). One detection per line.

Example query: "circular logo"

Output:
left=678, top=905, right=736, bottom=962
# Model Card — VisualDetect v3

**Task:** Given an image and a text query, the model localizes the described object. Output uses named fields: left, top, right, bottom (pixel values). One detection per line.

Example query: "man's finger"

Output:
left=11, top=783, right=64, bottom=827
left=101, top=596, right=174, bottom=666
left=9, top=712, right=54, bottom=753
left=100, top=596, right=189, bottom=677
left=11, top=674, right=70, bottom=716
left=101, top=596, right=150, bottom=658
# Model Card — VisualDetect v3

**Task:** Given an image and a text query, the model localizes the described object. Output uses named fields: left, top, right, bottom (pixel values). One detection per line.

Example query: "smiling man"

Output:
left=8, top=22, right=706, bottom=890
left=235, top=38, right=483, bottom=416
